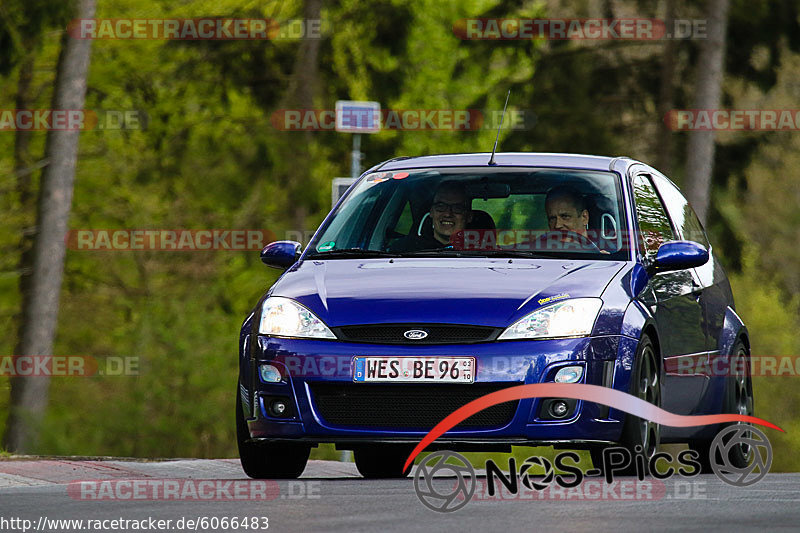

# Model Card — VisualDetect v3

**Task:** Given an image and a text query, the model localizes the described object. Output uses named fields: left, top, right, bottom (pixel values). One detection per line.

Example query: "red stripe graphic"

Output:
left=403, top=383, right=783, bottom=472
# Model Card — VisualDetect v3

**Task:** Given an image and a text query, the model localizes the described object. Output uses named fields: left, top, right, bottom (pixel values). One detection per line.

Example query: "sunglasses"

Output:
left=432, top=201, right=468, bottom=215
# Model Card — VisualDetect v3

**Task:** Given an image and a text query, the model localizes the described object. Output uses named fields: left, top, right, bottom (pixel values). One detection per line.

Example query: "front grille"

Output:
left=334, top=324, right=500, bottom=344
left=309, top=382, right=518, bottom=429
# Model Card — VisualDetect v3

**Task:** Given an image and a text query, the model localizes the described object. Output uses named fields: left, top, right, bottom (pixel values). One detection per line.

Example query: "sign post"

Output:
left=351, top=133, right=361, bottom=178
left=335, top=100, right=380, bottom=179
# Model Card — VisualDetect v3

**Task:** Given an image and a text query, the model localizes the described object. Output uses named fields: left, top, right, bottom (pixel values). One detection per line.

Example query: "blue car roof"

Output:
left=376, top=152, right=639, bottom=173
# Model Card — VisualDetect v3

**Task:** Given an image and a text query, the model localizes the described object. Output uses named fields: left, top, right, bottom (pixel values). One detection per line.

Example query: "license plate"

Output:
left=353, top=357, right=475, bottom=383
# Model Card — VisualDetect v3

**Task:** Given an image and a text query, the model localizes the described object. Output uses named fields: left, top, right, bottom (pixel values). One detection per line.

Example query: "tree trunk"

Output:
left=656, top=0, right=677, bottom=174
left=3, top=0, right=96, bottom=453
left=683, top=0, right=730, bottom=224
left=282, top=0, right=322, bottom=115
left=281, top=0, right=322, bottom=234
left=13, top=50, right=37, bottom=354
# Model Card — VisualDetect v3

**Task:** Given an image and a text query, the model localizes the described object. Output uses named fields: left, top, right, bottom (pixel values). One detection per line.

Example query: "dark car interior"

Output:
left=311, top=168, right=627, bottom=258
left=382, top=171, right=623, bottom=253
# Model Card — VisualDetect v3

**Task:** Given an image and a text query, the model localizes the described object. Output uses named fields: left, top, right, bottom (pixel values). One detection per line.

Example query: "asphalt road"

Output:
left=1, top=458, right=799, bottom=532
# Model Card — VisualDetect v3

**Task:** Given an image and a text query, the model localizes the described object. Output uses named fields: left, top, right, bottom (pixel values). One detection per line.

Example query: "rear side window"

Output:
left=632, top=174, right=676, bottom=258
left=651, top=174, right=710, bottom=248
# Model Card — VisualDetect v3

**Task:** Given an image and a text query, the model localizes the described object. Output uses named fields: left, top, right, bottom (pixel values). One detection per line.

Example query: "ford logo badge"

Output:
left=404, top=329, right=428, bottom=340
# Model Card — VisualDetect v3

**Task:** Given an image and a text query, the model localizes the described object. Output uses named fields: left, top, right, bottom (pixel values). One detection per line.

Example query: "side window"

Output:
left=632, top=174, right=676, bottom=258
left=651, top=174, right=710, bottom=248
left=314, top=185, right=380, bottom=250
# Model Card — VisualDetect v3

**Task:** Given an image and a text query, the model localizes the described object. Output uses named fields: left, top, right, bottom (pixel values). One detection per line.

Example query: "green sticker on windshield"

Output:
left=318, top=241, right=335, bottom=252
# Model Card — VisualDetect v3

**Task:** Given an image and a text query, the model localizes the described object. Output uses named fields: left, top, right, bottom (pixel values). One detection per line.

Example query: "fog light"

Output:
left=269, top=400, right=287, bottom=417
left=554, top=365, right=584, bottom=384
left=549, top=400, right=570, bottom=418
left=260, top=364, right=282, bottom=383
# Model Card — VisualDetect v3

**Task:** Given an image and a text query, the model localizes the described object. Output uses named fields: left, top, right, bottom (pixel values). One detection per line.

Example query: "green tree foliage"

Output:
left=0, top=0, right=543, bottom=458
left=728, top=249, right=800, bottom=472
left=0, top=0, right=72, bottom=74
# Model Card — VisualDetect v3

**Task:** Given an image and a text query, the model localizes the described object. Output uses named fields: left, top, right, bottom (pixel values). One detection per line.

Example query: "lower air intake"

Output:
left=309, top=382, right=518, bottom=430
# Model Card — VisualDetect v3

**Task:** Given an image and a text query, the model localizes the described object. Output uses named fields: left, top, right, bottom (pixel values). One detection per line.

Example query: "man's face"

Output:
left=430, top=189, right=471, bottom=244
left=546, top=196, right=589, bottom=235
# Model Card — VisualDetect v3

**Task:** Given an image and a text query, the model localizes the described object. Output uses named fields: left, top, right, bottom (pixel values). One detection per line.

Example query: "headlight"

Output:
left=498, top=298, right=602, bottom=340
left=258, top=297, right=336, bottom=339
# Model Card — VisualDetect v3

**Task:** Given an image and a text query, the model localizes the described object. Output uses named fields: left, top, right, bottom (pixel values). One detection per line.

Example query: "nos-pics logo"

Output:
left=413, top=424, right=772, bottom=513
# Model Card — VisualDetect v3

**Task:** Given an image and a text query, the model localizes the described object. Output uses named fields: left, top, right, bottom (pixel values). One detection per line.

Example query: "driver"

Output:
left=389, top=181, right=473, bottom=252
left=543, top=185, right=609, bottom=253
left=545, top=185, right=589, bottom=237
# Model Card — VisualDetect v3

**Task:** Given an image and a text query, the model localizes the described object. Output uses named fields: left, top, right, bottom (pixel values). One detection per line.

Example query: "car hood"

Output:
left=269, top=258, right=625, bottom=328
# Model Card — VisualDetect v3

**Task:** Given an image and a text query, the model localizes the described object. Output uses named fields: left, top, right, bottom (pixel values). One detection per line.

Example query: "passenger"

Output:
left=389, top=181, right=473, bottom=252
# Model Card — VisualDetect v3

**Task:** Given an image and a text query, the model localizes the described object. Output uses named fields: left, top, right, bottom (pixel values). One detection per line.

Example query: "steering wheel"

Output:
left=538, top=230, right=602, bottom=253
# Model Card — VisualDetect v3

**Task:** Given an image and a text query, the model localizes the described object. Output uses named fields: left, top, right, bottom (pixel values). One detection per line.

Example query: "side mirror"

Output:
left=651, top=240, right=709, bottom=272
left=260, top=241, right=302, bottom=269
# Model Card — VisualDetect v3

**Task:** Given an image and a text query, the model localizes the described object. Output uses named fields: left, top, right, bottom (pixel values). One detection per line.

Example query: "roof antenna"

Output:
left=488, top=89, right=511, bottom=166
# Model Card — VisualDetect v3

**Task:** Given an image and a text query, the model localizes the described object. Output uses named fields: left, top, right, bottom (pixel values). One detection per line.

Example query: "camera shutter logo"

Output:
left=413, top=451, right=475, bottom=513
left=519, top=456, right=555, bottom=491
left=710, top=424, right=772, bottom=487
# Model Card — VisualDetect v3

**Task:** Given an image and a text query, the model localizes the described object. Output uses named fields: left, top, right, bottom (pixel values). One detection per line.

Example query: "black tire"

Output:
left=236, top=386, right=310, bottom=479
left=617, top=333, right=661, bottom=476
left=353, top=445, right=413, bottom=478
left=688, top=340, right=753, bottom=473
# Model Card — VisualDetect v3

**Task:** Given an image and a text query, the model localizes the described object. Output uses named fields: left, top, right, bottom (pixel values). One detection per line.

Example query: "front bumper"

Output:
left=239, top=334, right=640, bottom=446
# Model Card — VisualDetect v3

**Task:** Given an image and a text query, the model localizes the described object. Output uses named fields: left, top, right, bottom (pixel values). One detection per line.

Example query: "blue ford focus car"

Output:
left=237, top=153, right=753, bottom=478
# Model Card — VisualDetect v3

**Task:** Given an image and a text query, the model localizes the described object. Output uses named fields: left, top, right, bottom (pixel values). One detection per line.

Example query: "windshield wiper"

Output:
left=401, top=248, right=550, bottom=259
left=305, top=248, right=402, bottom=259
left=460, top=249, right=552, bottom=259
left=307, top=248, right=571, bottom=260
left=399, top=248, right=467, bottom=257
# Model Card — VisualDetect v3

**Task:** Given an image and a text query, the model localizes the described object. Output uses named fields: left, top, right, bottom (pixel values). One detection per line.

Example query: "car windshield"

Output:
left=307, top=167, right=629, bottom=260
